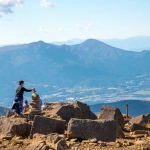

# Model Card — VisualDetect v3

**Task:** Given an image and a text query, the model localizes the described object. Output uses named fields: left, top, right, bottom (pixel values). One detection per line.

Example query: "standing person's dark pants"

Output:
left=14, top=96, right=23, bottom=113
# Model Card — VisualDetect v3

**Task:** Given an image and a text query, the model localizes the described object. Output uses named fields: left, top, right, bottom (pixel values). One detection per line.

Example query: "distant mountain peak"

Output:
left=32, top=40, right=46, bottom=44
left=83, top=38, right=101, bottom=43
left=80, top=38, right=120, bottom=50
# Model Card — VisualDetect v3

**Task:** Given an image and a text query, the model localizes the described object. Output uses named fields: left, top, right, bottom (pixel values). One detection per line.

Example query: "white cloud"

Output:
left=40, top=0, right=55, bottom=8
left=76, top=24, right=83, bottom=30
left=84, top=22, right=93, bottom=30
left=38, top=26, right=49, bottom=33
left=58, top=27, right=63, bottom=32
left=76, top=22, right=93, bottom=30
left=0, top=0, right=24, bottom=17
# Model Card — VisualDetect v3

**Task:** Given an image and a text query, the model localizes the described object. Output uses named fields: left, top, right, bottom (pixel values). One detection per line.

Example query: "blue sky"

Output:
left=0, top=0, right=150, bottom=44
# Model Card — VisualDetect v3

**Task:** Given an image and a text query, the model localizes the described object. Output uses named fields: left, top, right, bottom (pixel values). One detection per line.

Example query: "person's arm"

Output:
left=23, top=87, right=32, bottom=92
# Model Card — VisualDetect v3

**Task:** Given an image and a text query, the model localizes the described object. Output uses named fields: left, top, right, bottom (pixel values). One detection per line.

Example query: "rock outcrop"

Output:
left=1, top=100, right=150, bottom=150
left=129, top=114, right=150, bottom=127
left=99, top=105, right=124, bottom=128
left=30, top=116, right=66, bottom=136
left=67, top=118, right=117, bottom=142
left=43, top=100, right=97, bottom=122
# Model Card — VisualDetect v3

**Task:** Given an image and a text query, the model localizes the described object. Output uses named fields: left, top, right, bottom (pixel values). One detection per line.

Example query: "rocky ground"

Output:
left=0, top=133, right=150, bottom=150
left=0, top=101, right=150, bottom=150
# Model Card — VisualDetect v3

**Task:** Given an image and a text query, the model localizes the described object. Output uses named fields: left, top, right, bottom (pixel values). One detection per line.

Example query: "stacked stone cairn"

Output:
left=29, top=89, right=41, bottom=115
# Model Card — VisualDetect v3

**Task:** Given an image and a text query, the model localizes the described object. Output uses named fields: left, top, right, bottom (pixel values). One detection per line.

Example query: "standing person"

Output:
left=15, top=80, right=33, bottom=113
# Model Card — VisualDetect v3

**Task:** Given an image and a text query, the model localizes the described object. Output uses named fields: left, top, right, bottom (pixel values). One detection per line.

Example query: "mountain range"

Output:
left=0, top=39, right=150, bottom=108
left=101, top=36, right=150, bottom=51
left=90, top=100, right=150, bottom=117
left=52, top=36, right=150, bottom=52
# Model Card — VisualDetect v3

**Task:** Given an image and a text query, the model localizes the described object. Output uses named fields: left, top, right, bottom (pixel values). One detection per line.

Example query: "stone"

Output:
left=73, top=101, right=97, bottom=120
left=16, top=140, right=24, bottom=144
left=116, top=124, right=125, bottom=138
left=134, top=140, right=146, bottom=145
left=70, top=138, right=78, bottom=143
left=26, top=141, right=52, bottom=150
left=55, top=139, right=69, bottom=150
left=30, top=116, right=66, bottom=136
left=5, top=111, right=15, bottom=118
left=133, top=130, right=148, bottom=135
left=33, top=133, right=48, bottom=141
left=46, top=133, right=69, bottom=150
left=129, top=134, right=145, bottom=138
left=99, top=105, right=124, bottom=128
left=41, top=145, right=53, bottom=150
left=46, top=133, right=62, bottom=148
left=106, top=142, right=117, bottom=146
left=2, top=135, right=12, bottom=140
left=116, top=142, right=122, bottom=148
left=89, top=138, right=97, bottom=143
left=55, top=105, right=75, bottom=122
left=0, top=118, right=32, bottom=138
left=129, top=114, right=150, bottom=127
left=98, top=141, right=107, bottom=147
left=130, top=123, right=150, bottom=131
left=67, top=118, right=117, bottom=142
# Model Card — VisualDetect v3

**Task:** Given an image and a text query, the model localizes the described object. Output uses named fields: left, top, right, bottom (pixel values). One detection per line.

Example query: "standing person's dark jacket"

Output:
left=16, top=86, right=32, bottom=98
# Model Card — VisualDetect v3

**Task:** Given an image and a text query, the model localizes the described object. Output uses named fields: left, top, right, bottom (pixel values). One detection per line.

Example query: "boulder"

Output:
left=130, top=123, right=150, bottom=132
left=67, top=118, right=117, bottom=142
left=129, top=114, right=150, bottom=127
left=30, top=116, right=66, bottom=136
left=0, top=117, right=31, bottom=138
left=73, top=101, right=97, bottom=120
left=99, top=105, right=124, bottom=128
left=55, top=105, right=75, bottom=122
left=44, top=101, right=97, bottom=122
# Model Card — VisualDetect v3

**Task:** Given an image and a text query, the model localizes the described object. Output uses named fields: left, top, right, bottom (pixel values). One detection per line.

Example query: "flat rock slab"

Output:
left=30, top=116, right=66, bottom=136
left=0, top=117, right=31, bottom=138
left=130, top=123, right=150, bottom=131
left=26, top=141, right=53, bottom=150
left=67, top=118, right=117, bottom=142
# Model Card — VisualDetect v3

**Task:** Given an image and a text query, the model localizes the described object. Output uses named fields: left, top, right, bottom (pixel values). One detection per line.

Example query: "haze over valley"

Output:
left=0, top=39, right=150, bottom=108
left=1, top=0, right=150, bottom=114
